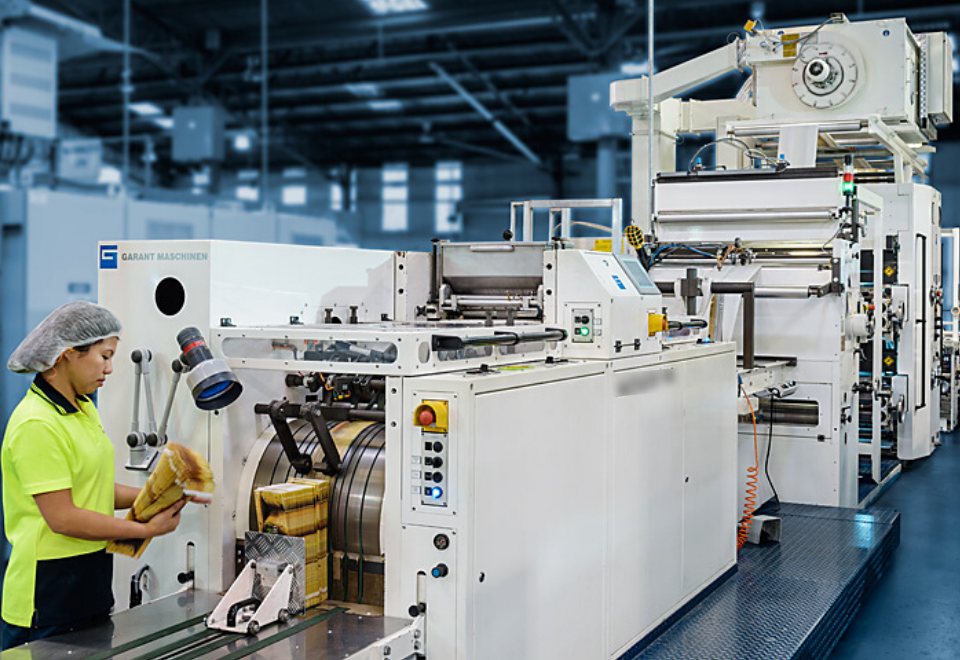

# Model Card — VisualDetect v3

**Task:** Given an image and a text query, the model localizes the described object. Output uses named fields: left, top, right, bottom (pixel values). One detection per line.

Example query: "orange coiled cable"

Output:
left=738, top=387, right=760, bottom=550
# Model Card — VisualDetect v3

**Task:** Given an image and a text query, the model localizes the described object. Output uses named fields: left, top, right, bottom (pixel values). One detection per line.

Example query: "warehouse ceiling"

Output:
left=41, top=0, right=960, bottom=172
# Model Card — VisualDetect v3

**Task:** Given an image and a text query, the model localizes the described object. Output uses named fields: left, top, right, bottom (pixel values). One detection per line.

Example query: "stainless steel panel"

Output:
left=3, top=589, right=411, bottom=660
left=1, top=590, right=221, bottom=660
left=440, top=242, right=544, bottom=296
left=239, top=614, right=409, bottom=660
left=245, top=531, right=307, bottom=614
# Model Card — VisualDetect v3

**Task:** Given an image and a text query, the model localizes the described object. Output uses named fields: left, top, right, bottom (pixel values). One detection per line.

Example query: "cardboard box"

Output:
left=306, top=554, right=329, bottom=607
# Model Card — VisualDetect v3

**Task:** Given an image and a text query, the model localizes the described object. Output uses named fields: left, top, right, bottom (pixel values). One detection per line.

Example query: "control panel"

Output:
left=412, top=399, right=450, bottom=507
left=572, top=307, right=597, bottom=343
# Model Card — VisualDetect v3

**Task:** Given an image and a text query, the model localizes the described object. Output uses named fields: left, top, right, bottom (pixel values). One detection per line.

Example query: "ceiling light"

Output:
left=368, top=99, right=403, bottom=111
left=152, top=117, right=174, bottom=129
left=129, top=102, right=163, bottom=116
left=346, top=83, right=380, bottom=98
left=620, top=61, right=649, bottom=76
left=234, top=134, right=251, bottom=151
left=357, top=0, right=427, bottom=15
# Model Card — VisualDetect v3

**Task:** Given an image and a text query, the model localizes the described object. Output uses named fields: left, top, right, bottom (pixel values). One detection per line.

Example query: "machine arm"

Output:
left=301, top=402, right=342, bottom=476
left=610, top=40, right=743, bottom=113
left=431, top=328, right=568, bottom=351
left=254, top=401, right=314, bottom=476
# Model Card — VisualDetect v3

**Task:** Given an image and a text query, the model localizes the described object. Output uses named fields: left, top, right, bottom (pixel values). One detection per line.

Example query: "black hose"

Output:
left=764, top=396, right=781, bottom=512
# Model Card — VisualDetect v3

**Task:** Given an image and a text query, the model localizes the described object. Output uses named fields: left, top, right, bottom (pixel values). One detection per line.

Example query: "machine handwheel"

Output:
left=246, top=621, right=261, bottom=636
left=278, top=608, right=290, bottom=624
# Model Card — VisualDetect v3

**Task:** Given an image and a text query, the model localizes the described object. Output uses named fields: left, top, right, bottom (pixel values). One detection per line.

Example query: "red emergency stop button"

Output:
left=419, top=408, right=436, bottom=427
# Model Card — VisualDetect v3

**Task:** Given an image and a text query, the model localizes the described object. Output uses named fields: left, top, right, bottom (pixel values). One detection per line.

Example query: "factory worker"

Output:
left=1, top=302, right=187, bottom=649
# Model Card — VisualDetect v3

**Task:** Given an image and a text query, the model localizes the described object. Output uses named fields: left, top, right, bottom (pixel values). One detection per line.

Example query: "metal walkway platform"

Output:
left=626, top=504, right=901, bottom=660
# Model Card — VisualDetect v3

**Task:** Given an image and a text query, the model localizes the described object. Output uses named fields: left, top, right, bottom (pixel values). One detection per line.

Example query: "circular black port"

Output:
left=155, top=277, right=186, bottom=316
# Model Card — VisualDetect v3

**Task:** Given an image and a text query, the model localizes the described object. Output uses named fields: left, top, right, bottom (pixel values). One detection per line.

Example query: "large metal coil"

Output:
left=251, top=419, right=386, bottom=558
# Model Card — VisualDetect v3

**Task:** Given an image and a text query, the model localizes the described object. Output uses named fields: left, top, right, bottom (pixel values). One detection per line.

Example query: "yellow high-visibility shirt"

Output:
left=1, top=375, right=115, bottom=627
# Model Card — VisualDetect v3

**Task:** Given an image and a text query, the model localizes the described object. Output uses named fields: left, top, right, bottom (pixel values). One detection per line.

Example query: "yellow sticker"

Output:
left=593, top=239, right=612, bottom=252
left=782, top=33, right=799, bottom=58
left=884, top=356, right=895, bottom=367
left=884, top=266, right=895, bottom=277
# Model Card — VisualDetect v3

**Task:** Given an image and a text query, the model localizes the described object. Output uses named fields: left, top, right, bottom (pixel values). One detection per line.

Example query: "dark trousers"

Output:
left=2, top=613, right=109, bottom=650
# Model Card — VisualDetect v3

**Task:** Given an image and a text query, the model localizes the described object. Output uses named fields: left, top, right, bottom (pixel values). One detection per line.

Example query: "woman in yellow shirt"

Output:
left=1, top=302, right=186, bottom=649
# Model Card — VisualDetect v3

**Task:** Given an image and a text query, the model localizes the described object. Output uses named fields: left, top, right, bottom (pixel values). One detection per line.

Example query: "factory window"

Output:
left=97, top=165, right=122, bottom=185
left=435, top=161, right=462, bottom=233
left=331, top=182, right=343, bottom=211
left=382, top=163, right=408, bottom=232
left=235, top=185, right=259, bottom=202
left=282, top=184, right=307, bottom=206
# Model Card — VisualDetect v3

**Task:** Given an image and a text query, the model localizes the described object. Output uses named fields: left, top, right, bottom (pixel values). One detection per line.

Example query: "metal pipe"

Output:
left=429, top=61, right=541, bottom=166
left=668, top=318, right=707, bottom=330
left=432, top=328, right=567, bottom=351
left=742, top=288, right=755, bottom=370
left=647, top=0, right=655, bottom=227
left=756, top=399, right=818, bottom=426
left=656, top=210, right=835, bottom=223
left=122, top=0, right=131, bottom=185
left=754, top=286, right=818, bottom=299
left=261, top=0, right=269, bottom=208
left=684, top=268, right=697, bottom=316
left=451, top=296, right=531, bottom=308
left=345, top=409, right=387, bottom=422
left=429, top=239, right=439, bottom=305
left=732, top=121, right=864, bottom=137
left=659, top=280, right=756, bottom=369
left=157, top=360, right=184, bottom=443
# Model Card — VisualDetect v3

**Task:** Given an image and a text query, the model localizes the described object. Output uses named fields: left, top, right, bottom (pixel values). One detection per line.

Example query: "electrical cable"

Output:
left=687, top=137, right=780, bottom=173
left=738, top=384, right=760, bottom=551
left=650, top=243, right=716, bottom=264
left=764, top=394, right=781, bottom=512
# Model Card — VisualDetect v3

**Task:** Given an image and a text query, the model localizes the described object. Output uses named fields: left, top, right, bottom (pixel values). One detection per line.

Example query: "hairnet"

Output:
left=8, top=301, right=122, bottom=374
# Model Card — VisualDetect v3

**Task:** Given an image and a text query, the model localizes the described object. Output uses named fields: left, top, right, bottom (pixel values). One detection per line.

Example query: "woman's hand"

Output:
left=144, top=499, right=187, bottom=537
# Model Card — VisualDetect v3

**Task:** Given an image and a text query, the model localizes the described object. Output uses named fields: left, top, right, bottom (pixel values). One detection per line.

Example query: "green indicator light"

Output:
left=579, top=327, right=591, bottom=336
left=841, top=181, right=855, bottom=194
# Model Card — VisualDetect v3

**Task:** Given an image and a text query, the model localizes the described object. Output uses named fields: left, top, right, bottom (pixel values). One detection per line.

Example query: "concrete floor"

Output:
left=828, top=429, right=960, bottom=659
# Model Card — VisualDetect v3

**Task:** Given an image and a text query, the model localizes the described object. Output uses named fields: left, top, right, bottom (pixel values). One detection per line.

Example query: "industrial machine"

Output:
left=88, top=220, right=736, bottom=659
left=611, top=14, right=951, bottom=508
left=941, top=228, right=960, bottom=432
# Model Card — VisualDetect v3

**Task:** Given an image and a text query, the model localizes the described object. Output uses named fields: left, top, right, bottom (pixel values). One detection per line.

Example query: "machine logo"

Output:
left=611, top=275, right=627, bottom=290
left=99, top=245, right=118, bottom=269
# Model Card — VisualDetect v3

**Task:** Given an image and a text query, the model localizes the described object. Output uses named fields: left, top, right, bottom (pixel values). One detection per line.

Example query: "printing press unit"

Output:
left=611, top=14, right=952, bottom=508
left=26, top=221, right=736, bottom=660
left=4, top=14, right=946, bottom=660
left=940, top=228, right=960, bottom=432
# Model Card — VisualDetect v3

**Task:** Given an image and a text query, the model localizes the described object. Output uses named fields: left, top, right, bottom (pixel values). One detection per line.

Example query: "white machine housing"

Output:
left=609, top=14, right=951, bottom=507
left=98, top=238, right=737, bottom=660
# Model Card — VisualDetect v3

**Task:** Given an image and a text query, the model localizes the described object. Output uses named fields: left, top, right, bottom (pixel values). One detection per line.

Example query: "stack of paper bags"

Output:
left=107, top=444, right=216, bottom=559
left=255, top=478, right=330, bottom=606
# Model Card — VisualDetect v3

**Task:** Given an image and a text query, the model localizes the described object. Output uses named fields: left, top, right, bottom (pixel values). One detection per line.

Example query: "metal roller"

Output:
left=250, top=419, right=386, bottom=558
left=756, top=399, right=819, bottom=426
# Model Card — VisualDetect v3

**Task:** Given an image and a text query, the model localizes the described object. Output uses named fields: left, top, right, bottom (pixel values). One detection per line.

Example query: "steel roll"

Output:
left=250, top=419, right=386, bottom=558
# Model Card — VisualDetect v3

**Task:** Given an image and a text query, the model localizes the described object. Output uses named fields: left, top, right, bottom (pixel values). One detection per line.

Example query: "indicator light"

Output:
left=578, top=327, right=591, bottom=336
left=431, top=487, right=443, bottom=499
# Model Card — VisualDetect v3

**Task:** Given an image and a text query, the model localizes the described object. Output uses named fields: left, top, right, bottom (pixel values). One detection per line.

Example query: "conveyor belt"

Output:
left=4, top=592, right=411, bottom=660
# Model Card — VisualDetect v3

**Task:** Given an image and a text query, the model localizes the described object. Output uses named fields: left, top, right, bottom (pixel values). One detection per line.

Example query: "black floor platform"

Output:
left=625, top=504, right=901, bottom=660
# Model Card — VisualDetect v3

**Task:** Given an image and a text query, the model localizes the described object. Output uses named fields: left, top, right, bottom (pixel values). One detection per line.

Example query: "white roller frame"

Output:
left=509, top=198, right=625, bottom=253
left=656, top=209, right=836, bottom=224
left=947, top=228, right=960, bottom=344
